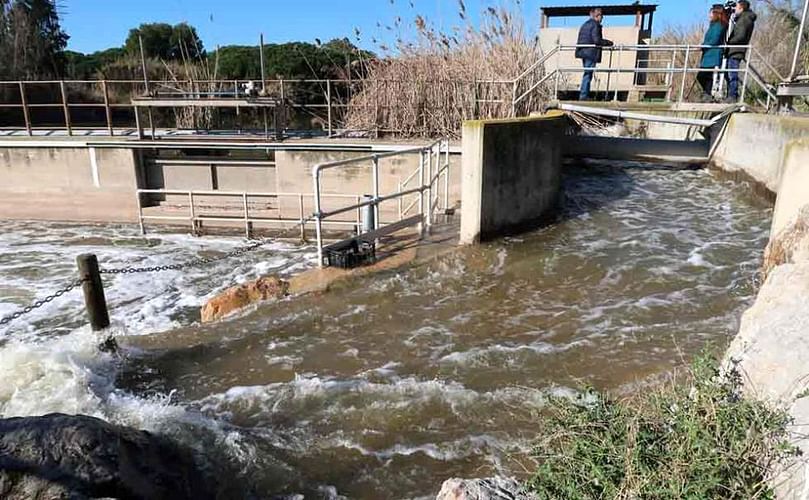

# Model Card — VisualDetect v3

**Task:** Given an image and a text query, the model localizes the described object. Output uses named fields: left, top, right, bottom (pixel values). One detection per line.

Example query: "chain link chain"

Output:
left=0, top=278, right=87, bottom=326
left=2, top=218, right=316, bottom=327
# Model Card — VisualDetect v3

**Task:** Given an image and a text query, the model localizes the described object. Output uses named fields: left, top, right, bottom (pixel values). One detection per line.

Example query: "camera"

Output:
left=724, top=1, right=737, bottom=9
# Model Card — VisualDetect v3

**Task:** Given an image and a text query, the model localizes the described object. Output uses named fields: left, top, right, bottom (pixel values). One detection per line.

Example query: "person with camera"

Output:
left=724, top=0, right=757, bottom=103
left=575, top=8, right=614, bottom=101
left=697, top=4, right=729, bottom=102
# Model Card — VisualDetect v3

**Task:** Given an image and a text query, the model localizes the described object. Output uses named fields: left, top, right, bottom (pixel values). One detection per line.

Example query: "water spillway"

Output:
left=0, top=160, right=771, bottom=499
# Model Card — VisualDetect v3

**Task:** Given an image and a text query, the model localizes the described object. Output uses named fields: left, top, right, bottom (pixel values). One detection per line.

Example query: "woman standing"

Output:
left=697, top=5, right=728, bottom=102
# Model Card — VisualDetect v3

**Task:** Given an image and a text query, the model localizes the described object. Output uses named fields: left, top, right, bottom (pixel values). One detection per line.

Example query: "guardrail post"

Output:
left=418, top=149, right=425, bottom=236
left=298, top=194, right=306, bottom=241
left=135, top=191, right=146, bottom=235
left=398, top=181, right=403, bottom=221
left=740, top=57, right=750, bottom=105
left=242, top=192, right=251, bottom=239
left=425, top=148, right=433, bottom=233
left=77, top=254, right=110, bottom=331
left=188, top=192, right=197, bottom=235
left=372, top=155, right=380, bottom=231
left=443, top=140, right=450, bottom=212
left=59, top=81, right=72, bottom=136
left=678, top=46, right=690, bottom=103
left=313, top=168, right=324, bottom=267
left=18, top=82, right=31, bottom=137
left=102, top=80, right=113, bottom=136
left=326, top=80, right=333, bottom=137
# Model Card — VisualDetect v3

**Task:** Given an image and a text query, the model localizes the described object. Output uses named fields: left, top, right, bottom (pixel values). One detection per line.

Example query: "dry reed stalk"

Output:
left=343, top=0, right=550, bottom=138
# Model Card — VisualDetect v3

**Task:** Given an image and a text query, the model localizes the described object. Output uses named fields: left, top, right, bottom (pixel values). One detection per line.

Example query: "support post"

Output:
left=259, top=34, right=267, bottom=93
left=188, top=192, right=197, bottom=235
left=789, top=0, right=809, bottom=81
left=425, top=148, right=433, bottom=233
left=443, top=140, right=450, bottom=212
left=138, top=35, right=150, bottom=95
left=102, top=80, right=113, bottom=136
left=18, top=82, right=31, bottom=136
left=740, top=57, right=750, bottom=104
left=298, top=194, right=306, bottom=241
left=313, top=169, right=324, bottom=267
left=135, top=191, right=146, bottom=235
left=418, top=149, right=425, bottom=236
left=372, top=155, right=380, bottom=231
left=243, top=193, right=251, bottom=239
left=77, top=254, right=110, bottom=331
left=678, top=46, right=691, bottom=102
left=326, top=79, right=333, bottom=137
left=60, top=81, right=72, bottom=136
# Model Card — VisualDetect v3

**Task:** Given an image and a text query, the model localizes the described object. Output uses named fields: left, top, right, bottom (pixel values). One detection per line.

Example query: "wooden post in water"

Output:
left=77, top=254, right=110, bottom=331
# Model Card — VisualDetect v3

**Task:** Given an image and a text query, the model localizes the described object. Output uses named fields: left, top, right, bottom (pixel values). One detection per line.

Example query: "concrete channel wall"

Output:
left=0, top=140, right=463, bottom=227
left=711, top=113, right=809, bottom=194
left=0, top=146, right=140, bottom=222
left=459, top=113, right=565, bottom=244
left=712, top=116, right=809, bottom=499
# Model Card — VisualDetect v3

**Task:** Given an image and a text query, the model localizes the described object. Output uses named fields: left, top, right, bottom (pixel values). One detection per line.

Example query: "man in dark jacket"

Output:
left=725, top=0, right=757, bottom=102
left=575, top=8, right=614, bottom=101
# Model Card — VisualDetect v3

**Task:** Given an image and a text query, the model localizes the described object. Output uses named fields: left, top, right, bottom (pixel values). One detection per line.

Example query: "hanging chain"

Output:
left=2, top=217, right=316, bottom=327
left=0, top=278, right=86, bottom=327
left=99, top=239, right=268, bottom=274
left=100, top=217, right=315, bottom=275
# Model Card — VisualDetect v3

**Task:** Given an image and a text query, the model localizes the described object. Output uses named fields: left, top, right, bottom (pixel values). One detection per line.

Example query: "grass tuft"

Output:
left=527, top=354, right=799, bottom=499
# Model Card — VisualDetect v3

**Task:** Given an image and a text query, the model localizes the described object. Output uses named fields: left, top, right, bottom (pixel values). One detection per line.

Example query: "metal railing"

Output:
left=0, top=77, right=516, bottom=137
left=135, top=189, right=363, bottom=239
left=512, top=43, right=779, bottom=109
left=312, top=139, right=452, bottom=267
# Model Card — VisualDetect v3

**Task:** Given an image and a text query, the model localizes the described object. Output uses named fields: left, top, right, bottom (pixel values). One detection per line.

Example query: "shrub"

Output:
left=528, top=354, right=798, bottom=499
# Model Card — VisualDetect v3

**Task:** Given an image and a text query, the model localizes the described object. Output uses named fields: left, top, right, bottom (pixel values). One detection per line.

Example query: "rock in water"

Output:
left=201, top=276, right=289, bottom=323
left=0, top=413, right=226, bottom=499
left=436, top=477, right=537, bottom=500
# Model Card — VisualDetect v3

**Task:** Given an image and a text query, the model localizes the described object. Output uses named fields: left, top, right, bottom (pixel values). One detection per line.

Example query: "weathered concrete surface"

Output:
left=0, top=413, right=232, bottom=499
left=460, top=113, right=565, bottom=245
left=711, top=113, right=809, bottom=193
left=723, top=138, right=809, bottom=499
left=436, top=477, right=537, bottom=500
left=201, top=275, right=289, bottom=323
left=0, top=147, right=140, bottom=222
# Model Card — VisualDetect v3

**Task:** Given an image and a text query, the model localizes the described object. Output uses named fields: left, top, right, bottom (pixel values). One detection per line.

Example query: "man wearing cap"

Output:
left=725, top=0, right=757, bottom=102
left=575, top=8, right=614, bottom=101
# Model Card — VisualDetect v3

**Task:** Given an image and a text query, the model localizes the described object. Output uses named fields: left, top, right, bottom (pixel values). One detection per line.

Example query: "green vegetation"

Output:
left=123, top=22, right=204, bottom=61
left=0, top=0, right=68, bottom=79
left=528, top=354, right=798, bottom=499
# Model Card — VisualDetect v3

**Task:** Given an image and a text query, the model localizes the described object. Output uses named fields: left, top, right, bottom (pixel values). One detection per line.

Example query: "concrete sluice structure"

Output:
left=2, top=100, right=809, bottom=497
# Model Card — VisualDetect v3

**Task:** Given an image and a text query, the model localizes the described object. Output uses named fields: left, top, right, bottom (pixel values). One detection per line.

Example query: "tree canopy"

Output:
left=213, top=38, right=373, bottom=80
left=0, top=0, right=69, bottom=79
left=123, top=22, right=205, bottom=61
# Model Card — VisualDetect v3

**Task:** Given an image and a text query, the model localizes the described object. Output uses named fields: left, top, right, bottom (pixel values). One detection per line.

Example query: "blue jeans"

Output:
left=726, top=57, right=741, bottom=99
left=580, top=59, right=597, bottom=100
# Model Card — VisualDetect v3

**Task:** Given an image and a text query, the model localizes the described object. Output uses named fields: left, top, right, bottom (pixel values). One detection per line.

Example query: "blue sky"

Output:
left=62, top=0, right=719, bottom=54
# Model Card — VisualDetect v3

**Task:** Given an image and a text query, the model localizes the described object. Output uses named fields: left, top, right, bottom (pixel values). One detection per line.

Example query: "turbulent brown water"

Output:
left=0, top=160, right=772, bottom=499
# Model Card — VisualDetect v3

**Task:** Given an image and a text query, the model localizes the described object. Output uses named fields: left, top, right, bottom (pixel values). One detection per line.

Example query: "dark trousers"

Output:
left=726, top=57, right=742, bottom=99
left=579, top=59, right=597, bottom=100
left=697, top=70, right=714, bottom=96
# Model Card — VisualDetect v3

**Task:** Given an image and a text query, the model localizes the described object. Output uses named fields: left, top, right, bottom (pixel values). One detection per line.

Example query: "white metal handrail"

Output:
left=136, top=188, right=361, bottom=239
left=312, top=139, right=452, bottom=267
left=512, top=43, right=777, bottom=109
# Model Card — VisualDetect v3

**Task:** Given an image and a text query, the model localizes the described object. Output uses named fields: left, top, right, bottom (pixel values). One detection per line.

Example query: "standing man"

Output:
left=575, top=8, right=614, bottom=101
left=725, top=0, right=757, bottom=102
